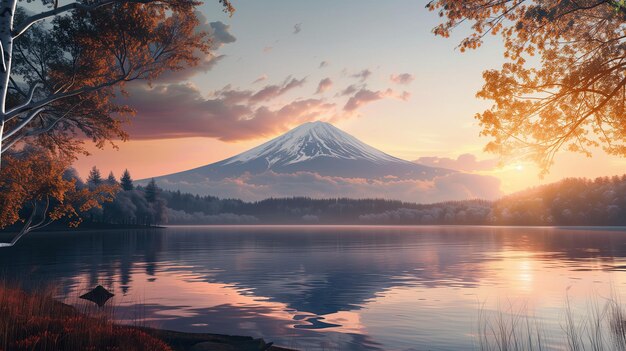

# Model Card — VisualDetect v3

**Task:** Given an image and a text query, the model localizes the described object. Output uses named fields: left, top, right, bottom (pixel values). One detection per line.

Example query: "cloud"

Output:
left=208, top=21, right=236, bottom=47
left=154, top=171, right=502, bottom=203
left=351, top=69, right=372, bottom=82
left=390, top=73, right=415, bottom=85
left=315, top=78, right=333, bottom=94
left=398, top=91, right=411, bottom=101
left=121, top=80, right=336, bottom=141
left=156, top=55, right=226, bottom=83
left=156, top=14, right=236, bottom=83
left=120, top=74, right=406, bottom=142
left=293, top=23, right=302, bottom=34
left=249, top=77, right=306, bottom=103
left=344, top=88, right=394, bottom=112
left=415, top=154, right=499, bottom=172
left=252, top=74, right=268, bottom=84
left=319, top=61, right=329, bottom=69
left=263, top=46, right=273, bottom=53
left=339, top=84, right=360, bottom=96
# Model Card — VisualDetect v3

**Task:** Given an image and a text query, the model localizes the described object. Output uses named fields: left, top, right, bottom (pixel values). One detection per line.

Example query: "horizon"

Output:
left=68, top=0, right=626, bottom=198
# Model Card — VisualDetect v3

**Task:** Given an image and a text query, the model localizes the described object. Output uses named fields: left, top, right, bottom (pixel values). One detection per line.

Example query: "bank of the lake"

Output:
left=0, top=284, right=294, bottom=351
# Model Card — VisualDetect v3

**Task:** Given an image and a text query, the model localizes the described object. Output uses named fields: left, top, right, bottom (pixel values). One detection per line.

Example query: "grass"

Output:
left=0, top=282, right=172, bottom=351
left=477, top=294, right=626, bottom=351
left=0, top=281, right=293, bottom=351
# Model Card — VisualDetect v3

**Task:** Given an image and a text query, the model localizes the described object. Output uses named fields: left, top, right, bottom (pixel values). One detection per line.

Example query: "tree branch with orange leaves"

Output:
left=430, top=0, right=626, bottom=174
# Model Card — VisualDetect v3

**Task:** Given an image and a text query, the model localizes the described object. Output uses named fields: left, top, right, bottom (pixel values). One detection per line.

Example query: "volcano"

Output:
left=152, top=121, right=453, bottom=184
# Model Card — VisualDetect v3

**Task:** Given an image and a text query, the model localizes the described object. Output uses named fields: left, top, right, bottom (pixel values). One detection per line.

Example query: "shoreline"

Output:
left=133, top=327, right=296, bottom=351
left=3, top=223, right=626, bottom=233
left=0, top=284, right=296, bottom=351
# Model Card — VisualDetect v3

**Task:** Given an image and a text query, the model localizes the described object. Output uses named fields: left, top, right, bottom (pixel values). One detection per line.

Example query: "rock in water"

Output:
left=79, top=285, right=114, bottom=307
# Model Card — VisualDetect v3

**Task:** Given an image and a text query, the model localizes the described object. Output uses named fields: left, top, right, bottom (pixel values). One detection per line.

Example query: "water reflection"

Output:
left=1, top=226, right=626, bottom=350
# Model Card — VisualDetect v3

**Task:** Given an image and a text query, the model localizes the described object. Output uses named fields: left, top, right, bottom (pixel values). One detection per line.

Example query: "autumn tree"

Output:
left=0, top=0, right=234, bottom=245
left=0, top=147, right=118, bottom=247
left=428, top=0, right=626, bottom=173
left=0, top=0, right=235, bottom=166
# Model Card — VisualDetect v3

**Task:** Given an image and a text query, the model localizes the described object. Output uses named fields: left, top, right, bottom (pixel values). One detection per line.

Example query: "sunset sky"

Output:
left=73, top=0, right=626, bottom=195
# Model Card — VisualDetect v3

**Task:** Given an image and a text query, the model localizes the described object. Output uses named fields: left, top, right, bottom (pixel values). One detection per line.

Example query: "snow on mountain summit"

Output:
left=151, top=121, right=455, bottom=185
left=224, top=121, right=406, bottom=167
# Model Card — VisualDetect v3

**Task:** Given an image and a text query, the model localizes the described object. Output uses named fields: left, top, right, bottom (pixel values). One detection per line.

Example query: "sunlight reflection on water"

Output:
left=1, top=226, right=626, bottom=350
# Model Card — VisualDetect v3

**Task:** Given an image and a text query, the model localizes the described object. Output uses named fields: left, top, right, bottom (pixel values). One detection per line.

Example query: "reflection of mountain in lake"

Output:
left=2, top=227, right=626, bottom=350
left=0, top=228, right=497, bottom=314
left=2, top=227, right=626, bottom=315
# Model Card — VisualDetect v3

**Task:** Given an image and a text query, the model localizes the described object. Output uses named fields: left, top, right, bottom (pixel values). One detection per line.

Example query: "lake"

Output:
left=2, top=225, right=626, bottom=350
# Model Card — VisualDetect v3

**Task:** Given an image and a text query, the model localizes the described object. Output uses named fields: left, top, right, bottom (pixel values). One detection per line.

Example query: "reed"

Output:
left=0, top=281, right=171, bottom=351
left=477, top=294, right=626, bottom=351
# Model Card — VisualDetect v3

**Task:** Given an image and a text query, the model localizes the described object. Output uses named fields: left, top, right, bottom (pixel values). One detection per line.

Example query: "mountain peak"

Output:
left=223, top=121, right=404, bottom=167
left=151, top=121, right=454, bottom=187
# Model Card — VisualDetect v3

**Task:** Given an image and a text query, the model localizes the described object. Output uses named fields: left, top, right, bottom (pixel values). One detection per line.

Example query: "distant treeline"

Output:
left=82, top=167, right=167, bottom=227
left=67, top=168, right=626, bottom=226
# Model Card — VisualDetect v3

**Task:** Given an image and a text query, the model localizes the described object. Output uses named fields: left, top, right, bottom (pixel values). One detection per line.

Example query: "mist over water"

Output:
left=2, top=226, right=626, bottom=350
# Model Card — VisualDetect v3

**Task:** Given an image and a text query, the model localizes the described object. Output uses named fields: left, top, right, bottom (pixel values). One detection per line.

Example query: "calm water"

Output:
left=2, top=226, right=626, bottom=350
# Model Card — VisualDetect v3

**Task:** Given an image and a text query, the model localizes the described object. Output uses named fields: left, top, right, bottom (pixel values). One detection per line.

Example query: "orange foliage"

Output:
left=0, top=148, right=117, bottom=230
left=1, top=0, right=235, bottom=236
left=429, top=1, right=626, bottom=173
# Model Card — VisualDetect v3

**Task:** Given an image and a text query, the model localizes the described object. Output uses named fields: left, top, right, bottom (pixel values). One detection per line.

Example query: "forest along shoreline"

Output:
left=31, top=169, right=626, bottom=227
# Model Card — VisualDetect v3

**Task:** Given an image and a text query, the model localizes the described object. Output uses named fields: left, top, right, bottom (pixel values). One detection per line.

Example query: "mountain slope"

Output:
left=153, top=121, right=454, bottom=183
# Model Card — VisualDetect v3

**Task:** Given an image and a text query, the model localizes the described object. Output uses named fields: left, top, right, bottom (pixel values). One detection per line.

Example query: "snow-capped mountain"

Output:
left=225, top=121, right=403, bottom=166
left=152, top=121, right=454, bottom=184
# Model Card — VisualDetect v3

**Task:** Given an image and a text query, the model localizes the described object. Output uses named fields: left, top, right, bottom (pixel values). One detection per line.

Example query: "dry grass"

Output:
left=477, top=294, right=626, bottom=351
left=0, top=282, right=171, bottom=351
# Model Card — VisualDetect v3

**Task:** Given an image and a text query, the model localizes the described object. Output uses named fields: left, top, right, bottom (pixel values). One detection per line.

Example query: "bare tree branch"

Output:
left=2, top=107, right=44, bottom=141
left=6, top=83, right=39, bottom=117
left=0, top=201, right=38, bottom=248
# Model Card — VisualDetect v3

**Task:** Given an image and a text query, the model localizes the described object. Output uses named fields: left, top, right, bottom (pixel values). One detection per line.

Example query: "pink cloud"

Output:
left=351, top=69, right=372, bottom=82
left=344, top=88, right=394, bottom=112
left=390, top=73, right=415, bottom=85
left=249, top=77, right=306, bottom=103
left=121, top=82, right=335, bottom=141
left=315, top=78, right=333, bottom=94
left=252, top=74, right=268, bottom=84
left=117, top=74, right=407, bottom=142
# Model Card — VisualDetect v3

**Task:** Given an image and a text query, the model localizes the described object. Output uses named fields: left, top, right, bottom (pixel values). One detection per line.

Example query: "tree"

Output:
left=0, top=0, right=234, bottom=245
left=0, top=147, right=117, bottom=247
left=144, top=178, right=158, bottom=203
left=429, top=1, right=626, bottom=173
left=120, top=169, right=134, bottom=191
left=106, top=171, right=118, bottom=185
left=0, top=0, right=234, bottom=167
left=87, top=166, right=102, bottom=186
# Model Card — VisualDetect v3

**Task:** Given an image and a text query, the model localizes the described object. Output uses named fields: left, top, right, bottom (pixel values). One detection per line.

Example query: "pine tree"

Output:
left=120, top=169, right=134, bottom=191
left=106, top=171, right=118, bottom=185
left=87, top=166, right=102, bottom=186
left=145, top=178, right=159, bottom=203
